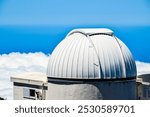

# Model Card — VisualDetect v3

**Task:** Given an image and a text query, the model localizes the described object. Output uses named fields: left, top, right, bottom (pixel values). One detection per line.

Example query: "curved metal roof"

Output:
left=47, top=28, right=137, bottom=79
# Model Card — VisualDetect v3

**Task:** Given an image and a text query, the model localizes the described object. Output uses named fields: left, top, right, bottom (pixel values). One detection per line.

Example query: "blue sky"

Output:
left=0, top=0, right=150, bottom=26
left=0, top=0, right=150, bottom=62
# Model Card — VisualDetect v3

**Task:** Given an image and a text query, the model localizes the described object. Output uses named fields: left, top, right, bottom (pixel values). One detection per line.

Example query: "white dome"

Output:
left=47, top=28, right=137, bottom=79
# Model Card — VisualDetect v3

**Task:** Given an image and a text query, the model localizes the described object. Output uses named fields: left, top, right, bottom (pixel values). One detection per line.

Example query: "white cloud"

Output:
left=136, top=61, right=150, bottom=75
left=0, top=52, right=150, bottom=100
left=0, top=52, right=49, bottom=99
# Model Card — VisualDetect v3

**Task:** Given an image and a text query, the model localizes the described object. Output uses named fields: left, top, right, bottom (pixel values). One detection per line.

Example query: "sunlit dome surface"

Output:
left=47, top=28, right=137, bottom=79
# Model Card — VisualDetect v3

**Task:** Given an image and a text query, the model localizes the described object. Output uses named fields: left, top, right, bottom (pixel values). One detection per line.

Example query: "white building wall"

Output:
left=13, top=85, right=47, bottom=100
left=47, top=79, right=136, bottom=100
left=47, top=83, right=103, bottom=100
left=13, top=86, right=24, bottom=100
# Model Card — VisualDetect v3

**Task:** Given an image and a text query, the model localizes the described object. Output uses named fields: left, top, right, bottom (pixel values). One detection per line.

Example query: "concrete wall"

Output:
left=47, top=83, right=103, bottom=100
left=137, top=74, right=150, bottom=100
left=13, top=86, right=25, bottom=100
left=13, top=86, right=37, bottom=100
left=47, top=79, right=136, bottom=100
left=96, top=80, right=136, bottom=100
left=140, top=85, right=150, bottom=100
left=13, top=86, right=47, bottom=100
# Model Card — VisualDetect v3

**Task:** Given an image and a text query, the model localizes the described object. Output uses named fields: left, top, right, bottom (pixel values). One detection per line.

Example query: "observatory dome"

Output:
left=47, top=28, right=137, bottom=80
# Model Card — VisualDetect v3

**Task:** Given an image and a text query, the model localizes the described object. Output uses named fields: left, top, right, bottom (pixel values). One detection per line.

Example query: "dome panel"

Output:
left=47, top=28, right=137, bottom=79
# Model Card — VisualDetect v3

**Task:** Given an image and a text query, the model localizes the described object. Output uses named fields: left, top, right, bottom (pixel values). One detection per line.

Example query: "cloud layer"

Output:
left=0, top=52, right=150, bottom=99
left=136, top=61, right=150, bottom=75
left=0, top=52, right=49, bottom=99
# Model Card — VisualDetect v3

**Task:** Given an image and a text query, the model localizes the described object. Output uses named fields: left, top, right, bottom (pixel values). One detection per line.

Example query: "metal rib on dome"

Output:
left=47, top=28, right=137, bottom=79
left=67, top=28, right=113, bottom=37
